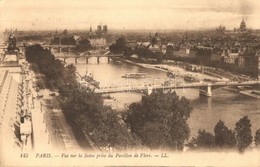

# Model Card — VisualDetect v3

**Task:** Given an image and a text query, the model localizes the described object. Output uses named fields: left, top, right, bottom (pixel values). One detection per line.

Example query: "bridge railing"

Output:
left=94, top=80, right=260, bottom=94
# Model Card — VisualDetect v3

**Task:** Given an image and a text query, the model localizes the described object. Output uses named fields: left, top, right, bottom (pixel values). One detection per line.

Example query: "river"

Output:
left=63, top=55, right=260, bottom=138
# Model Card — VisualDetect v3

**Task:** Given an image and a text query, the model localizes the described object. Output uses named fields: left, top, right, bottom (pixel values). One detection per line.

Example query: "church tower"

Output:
left=240, top=19, right=247, bottom=32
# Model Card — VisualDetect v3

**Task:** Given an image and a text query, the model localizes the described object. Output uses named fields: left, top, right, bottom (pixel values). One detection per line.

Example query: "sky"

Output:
left=0, top=0, right=260, bottom=31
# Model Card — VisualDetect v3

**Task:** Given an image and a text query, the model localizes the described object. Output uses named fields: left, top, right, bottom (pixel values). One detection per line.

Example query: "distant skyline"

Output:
left=0, top=0, right=260, bottom=31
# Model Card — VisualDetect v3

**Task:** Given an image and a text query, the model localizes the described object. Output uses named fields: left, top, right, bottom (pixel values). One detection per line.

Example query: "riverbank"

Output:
left=113, top=57, right=228, bottom=83
left=223, top=86, right=260, bottom=99
left=73, top=52, right=260, bottom=144
left=239, top=90, right=260, bottom=99
left=112, top=57, right=260, bottom=100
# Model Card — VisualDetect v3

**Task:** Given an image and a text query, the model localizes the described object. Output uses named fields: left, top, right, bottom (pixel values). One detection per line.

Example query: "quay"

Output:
left=0, top=34, right=80, bottom=155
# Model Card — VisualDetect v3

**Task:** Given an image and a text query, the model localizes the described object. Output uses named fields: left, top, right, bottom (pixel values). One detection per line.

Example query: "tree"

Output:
left=138, top=122, right=169, bottom=149
left=109, top=37, right=127, bottom=54
left=125, top=90, right=192, bottom=150
left=194, top=129, right=215, bottom=149
left=116, top=37, right=126, bottom=47
left=25, top=44, right=65, bottom=86
left=75, top=39, right=92, bottom=52
left=155, top=52, right=163, bottom=63
left=165, top=45, right=174, bottom=59
left=83, top=109, right=140, bottom=149
left=235, top=116, right=253, bottom=151
left=62, top=64, right=77, bottom=84
left=26, top=44, right=140, bottom=150
left=214, top=120, right=236, bottom=148
left=61, top=36, right=76, bottom=45
left=254, top=129, right=260, bottom=146
left=123, top=47, right=133, bottom=58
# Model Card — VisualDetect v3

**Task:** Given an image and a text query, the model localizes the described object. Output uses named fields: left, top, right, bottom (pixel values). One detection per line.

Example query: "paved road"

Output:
left=30, top=65, right=82, bottom=151
left=42, top=98, right=80, bottom=151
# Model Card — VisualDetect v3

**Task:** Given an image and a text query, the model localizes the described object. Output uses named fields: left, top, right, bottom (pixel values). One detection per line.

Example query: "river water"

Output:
left=63, top=56, right=260, bottom=138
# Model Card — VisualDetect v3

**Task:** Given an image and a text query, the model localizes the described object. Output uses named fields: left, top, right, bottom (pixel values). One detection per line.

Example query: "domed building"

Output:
left=239, top=19, right=247, bottom=32
left=233, top=19, right=249, bottom=34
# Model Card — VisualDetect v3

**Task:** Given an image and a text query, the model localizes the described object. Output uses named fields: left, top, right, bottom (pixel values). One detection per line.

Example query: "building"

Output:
left=255, top=50, right=260, bottom=79
left=224, top=52, right=239, bottom=64
left=240, top=19, right=246, bottom=32
left=103, top=25, right=108, bottom=35
left=97, top=25, right=102, bottom=33
left=196, top=46, right=213, bottom=60
left=137, top=42, right=150, bottom=47
left=148, top=44, right=161, bottom=53
left=89, top=37, right=106, bottom=47
left=216, top=25, right=226, bottom=34
left=234, top=19, right=249, bottom=34
left=238, top=55, right=245, bottom=67
left=73, top=35, right=80, bottom=41
left=173, top=48, right=195, bottom=57
left=95, top=24, right=108, bottom=36
left=211, top=53, right=222, bottom=62
left=63, top=29, right=68, bottom=36
left=89, top=26, right=92, bottom=33
left=86, top=24, right=108, bottom=47
left=185, top=64, right=201, bottom=72
left=90, top=24, right=108, bottom=37
left=162, top=45, right=167, bottom=54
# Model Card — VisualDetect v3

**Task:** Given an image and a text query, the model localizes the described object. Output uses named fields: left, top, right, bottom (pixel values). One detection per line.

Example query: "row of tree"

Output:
left=52, top=36, right=76, bottom=45
left=109, top=37, right=163, bottom=63
left=52, top=36, right=92, bottom=53
left=75, top=38, right=92, bottom=53
left=189, top=116, right=260, bottom=152
left=25, top=45, right=138, bottom=150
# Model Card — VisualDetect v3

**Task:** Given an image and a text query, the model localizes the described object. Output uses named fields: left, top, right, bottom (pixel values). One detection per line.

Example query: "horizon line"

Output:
left=2, top=27, right=260, bottom=33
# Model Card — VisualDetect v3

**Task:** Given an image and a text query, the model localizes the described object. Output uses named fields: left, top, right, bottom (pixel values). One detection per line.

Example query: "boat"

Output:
left=167, top=71, right=175, bottom=78
left=121, top=73, right=147, bottom=79
left=184, top=75, right=199, bottom=82
left=84, top=75, right=100, bottom=88
left=114, top=60, right=123, bottom=65
left=82, top=69, right=100, bottom=88
left=199, top=89, right=212, bottom=97
left=163, top=80, right=172, bottom=86
left=90, top=80, right=100, bottom=88
left=203, top=78, right=217, bottom=83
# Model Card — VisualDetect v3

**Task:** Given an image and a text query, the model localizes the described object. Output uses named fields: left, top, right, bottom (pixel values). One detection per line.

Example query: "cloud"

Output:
left=0, top=0, right=258, bottom=30
left=239, top=0, right=254, bottom=15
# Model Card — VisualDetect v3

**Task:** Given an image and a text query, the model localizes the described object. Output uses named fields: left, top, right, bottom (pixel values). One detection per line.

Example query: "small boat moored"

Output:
left=167, top=71, right=175, bottom=78
left=121, top=73, right=147, bottom=79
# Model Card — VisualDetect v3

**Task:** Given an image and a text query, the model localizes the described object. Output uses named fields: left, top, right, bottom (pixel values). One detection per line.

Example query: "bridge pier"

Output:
left=86, top=57, right=89, bottom=64
left=75, top=58, right=78, bottom=64
left=97, top=57, right=100, bottom=64
left=59, top=47, right=61, bottom=53
left=107, top=57, right=110, bottom=63
left=199, top=84, right=212, bottom=97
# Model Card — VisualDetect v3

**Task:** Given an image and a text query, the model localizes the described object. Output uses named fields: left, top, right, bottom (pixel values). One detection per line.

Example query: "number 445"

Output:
left=20, top=153, right=28, bottom=158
